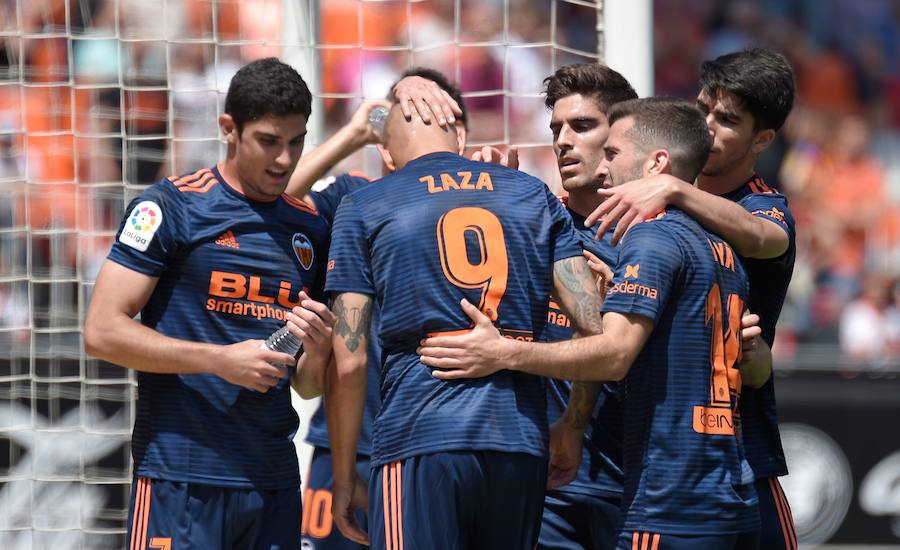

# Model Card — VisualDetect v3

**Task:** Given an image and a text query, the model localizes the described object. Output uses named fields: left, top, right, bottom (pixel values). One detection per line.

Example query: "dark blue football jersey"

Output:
left=304, top=173, right=384, bottom=457
left=325, top=151, right=583, bottom=468
left=107, top=164, right=330, bottom=489
left=541, top=203, right=623, bottom=498
left=601, top=209, right=758, bottom=535
left=723, top=175, right=796, bottom=479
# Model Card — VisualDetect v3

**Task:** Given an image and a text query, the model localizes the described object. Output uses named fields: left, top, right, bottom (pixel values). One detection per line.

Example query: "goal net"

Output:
left=0, top=1, right=603, bottom=547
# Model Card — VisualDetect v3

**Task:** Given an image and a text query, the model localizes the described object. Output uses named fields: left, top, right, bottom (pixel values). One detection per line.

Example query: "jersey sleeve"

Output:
left=737, top=192, right=795, bottom=240
left=324, top=195, right=375, bottom=296
left=310, top=174, right=371, bottom=225
left=106, top=181, right=189, bottom=277
left=544, top=186, right=584, bottom=262
left=601, top=221, right=682, bottom=324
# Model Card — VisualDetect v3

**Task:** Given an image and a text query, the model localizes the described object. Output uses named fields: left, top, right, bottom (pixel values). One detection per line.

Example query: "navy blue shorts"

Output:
left=538, top=490, right=621, bottom=549
left=302, top=447, right=370, bottom=550
left=126, top=476, right=301, bottom=550
left=369, top=451, right=546, bottom=550
left=756, top=477, right=797, bottom=550
left=616, top=530, right=759, bottom=550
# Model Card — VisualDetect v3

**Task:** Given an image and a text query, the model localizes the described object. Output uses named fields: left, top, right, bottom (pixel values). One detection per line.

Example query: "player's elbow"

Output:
left=737, top=227, right=789, bottom=260
left=83, top=312, right=111, bottom=360
left=333, top=354, right=367, bottom=385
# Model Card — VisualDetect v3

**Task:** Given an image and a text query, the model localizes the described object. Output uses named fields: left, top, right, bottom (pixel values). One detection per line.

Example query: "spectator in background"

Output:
left=840, top=274, right=891, bottom=366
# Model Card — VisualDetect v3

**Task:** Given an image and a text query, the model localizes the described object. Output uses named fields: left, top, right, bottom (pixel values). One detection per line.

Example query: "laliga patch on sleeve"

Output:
left=118, top=200, right=163, bottom=252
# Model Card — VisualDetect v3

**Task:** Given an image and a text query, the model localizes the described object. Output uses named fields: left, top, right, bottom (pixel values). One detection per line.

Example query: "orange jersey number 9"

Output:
left=436, top=207, right=509, bottom=320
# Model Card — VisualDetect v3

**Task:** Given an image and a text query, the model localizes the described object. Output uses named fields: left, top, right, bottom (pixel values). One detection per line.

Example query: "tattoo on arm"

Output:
left=333, top=294, right=372, bottom=352
left=565, top=381, right=603, bottom=430
left=553, top=256, right=604, bottom=335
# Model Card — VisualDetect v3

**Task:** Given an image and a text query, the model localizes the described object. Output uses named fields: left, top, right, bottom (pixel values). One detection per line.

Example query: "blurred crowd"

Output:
left=1, top=0, right=898, bottom=368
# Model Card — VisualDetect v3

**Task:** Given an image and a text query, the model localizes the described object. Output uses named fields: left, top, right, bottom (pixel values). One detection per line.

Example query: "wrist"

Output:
left=339, top=122, right=370, bottom=151
left=200, top=343, right=225, bottom=375
left=667, top=177, right=690, bottom=208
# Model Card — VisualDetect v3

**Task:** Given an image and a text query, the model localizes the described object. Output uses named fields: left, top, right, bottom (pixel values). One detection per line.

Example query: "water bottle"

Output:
left=368, top=105, right=390, bottom=136
left=261, top=324, right=303, bottom=367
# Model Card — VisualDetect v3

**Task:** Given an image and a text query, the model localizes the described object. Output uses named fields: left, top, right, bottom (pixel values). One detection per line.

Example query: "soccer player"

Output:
left=84, top=58, right=336, bottom=550
left=286, top=69, right=467, bottom=550
left=419, top=97, right=770, bottom=549
left=586, top=49, right=798, bottom=549
left=536, top=63, right=637, bottom=550
left=324, top=101, right=605, bottom=549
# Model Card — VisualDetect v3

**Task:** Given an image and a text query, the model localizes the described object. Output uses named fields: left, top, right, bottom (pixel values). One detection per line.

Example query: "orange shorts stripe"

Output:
left=769, top=478, right=794, bottom=550
left=773, top=478, right=798, bottom=550
left=391, top=463, right=400, bottom=550
left=631, top=531, right=640, bottom=550
left=382, top=465, right=392, bottom=550
left=650, top=533, right=660, bottom=550
left=641, top=532, right=650, bottom=550
left=395, top=462, right=404, bottom=550
left=130, top=477, right=151, bottom=550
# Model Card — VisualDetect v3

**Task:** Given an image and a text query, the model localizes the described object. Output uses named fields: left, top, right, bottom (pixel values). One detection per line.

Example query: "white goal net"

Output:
left=0, top=1, right=603, bottom=547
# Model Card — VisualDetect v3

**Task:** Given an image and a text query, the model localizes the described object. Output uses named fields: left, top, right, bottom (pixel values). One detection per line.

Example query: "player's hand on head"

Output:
left=583, top=250, right=613, bottom=300
left=332, top=474, right=370, bottom=545
left=417, top=298, right=506, bottom=380
left=588, top=174, right=677, bottom=245
left=217, top=340, right=293, bottom=393
left=392, top=75, right=462, bottom=128
left=547, top=418, right=584, bottom=489
left=286, top=291, right=337, bottom=361
left=471, top=145, right=519, bottom=170
left=350, top=99, right=392, bottom=144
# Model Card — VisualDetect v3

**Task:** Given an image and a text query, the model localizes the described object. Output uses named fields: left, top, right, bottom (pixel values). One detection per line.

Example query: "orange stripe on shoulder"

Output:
left=282, top=193, right=318, bottom=214
left=171, top=168, right=211, bottom=186
left=178, top=178, right=219, bottom=193
left=175, top=172, right=215, bottom=188
left=347, top=171, right=374, bottom=182
left=631, top=532, right=640, bottom=550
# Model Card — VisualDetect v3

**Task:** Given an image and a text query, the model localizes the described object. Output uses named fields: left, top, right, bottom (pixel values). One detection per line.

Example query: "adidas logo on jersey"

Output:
left=215, top=230, right=240, bottom=249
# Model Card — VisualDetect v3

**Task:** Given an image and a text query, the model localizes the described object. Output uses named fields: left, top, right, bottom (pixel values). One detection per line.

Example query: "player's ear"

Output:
left=751, top=128, right=775, bottom=155
left=645, top=149, right=671, bottom=176
left=376, top=143, right=396, bottom=172
left=219, top=114, right=238, bottom=145
left=454, top=123, right=467, bottom=155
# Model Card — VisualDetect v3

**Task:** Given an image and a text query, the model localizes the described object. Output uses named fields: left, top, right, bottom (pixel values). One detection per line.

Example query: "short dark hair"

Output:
left=699, top=48, right=795, bottom=132
left=389, top=67, right=468, bottom=129
left=543, top=63, right=637, bottom=113
left=224, top=57, right=313, bottom=133
left=607, top=97, right=712, bottom=182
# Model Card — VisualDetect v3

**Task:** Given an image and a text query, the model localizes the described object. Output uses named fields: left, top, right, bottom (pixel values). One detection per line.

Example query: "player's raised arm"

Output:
left=588, top=173, right=790, bottom=259
left=326, top=291, right=373, bottom=545
left=84, top=260, right=293, bottom=392
left=285, top=100, right=389, bottom=201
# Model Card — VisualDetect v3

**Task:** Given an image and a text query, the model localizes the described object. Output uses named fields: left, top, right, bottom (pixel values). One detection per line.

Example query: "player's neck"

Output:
left=398, top=145, right=458, bottom=169
left=696, top=160, right=756, bottom=196
left=566, top=187, right=602, bottom=218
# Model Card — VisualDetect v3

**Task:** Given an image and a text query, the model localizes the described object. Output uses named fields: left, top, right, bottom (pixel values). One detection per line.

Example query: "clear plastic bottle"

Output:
left=368, top=105, right=390, bottom=136
left=261, top=324, right=303, bottom=366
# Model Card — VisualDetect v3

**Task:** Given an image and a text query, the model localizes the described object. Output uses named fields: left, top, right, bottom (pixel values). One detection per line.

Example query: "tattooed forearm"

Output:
left=332, top=293, right=372, bottom=353
left=553, top=256, right=604, bottom=336
left=564, top=381, right=603, bottom=430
